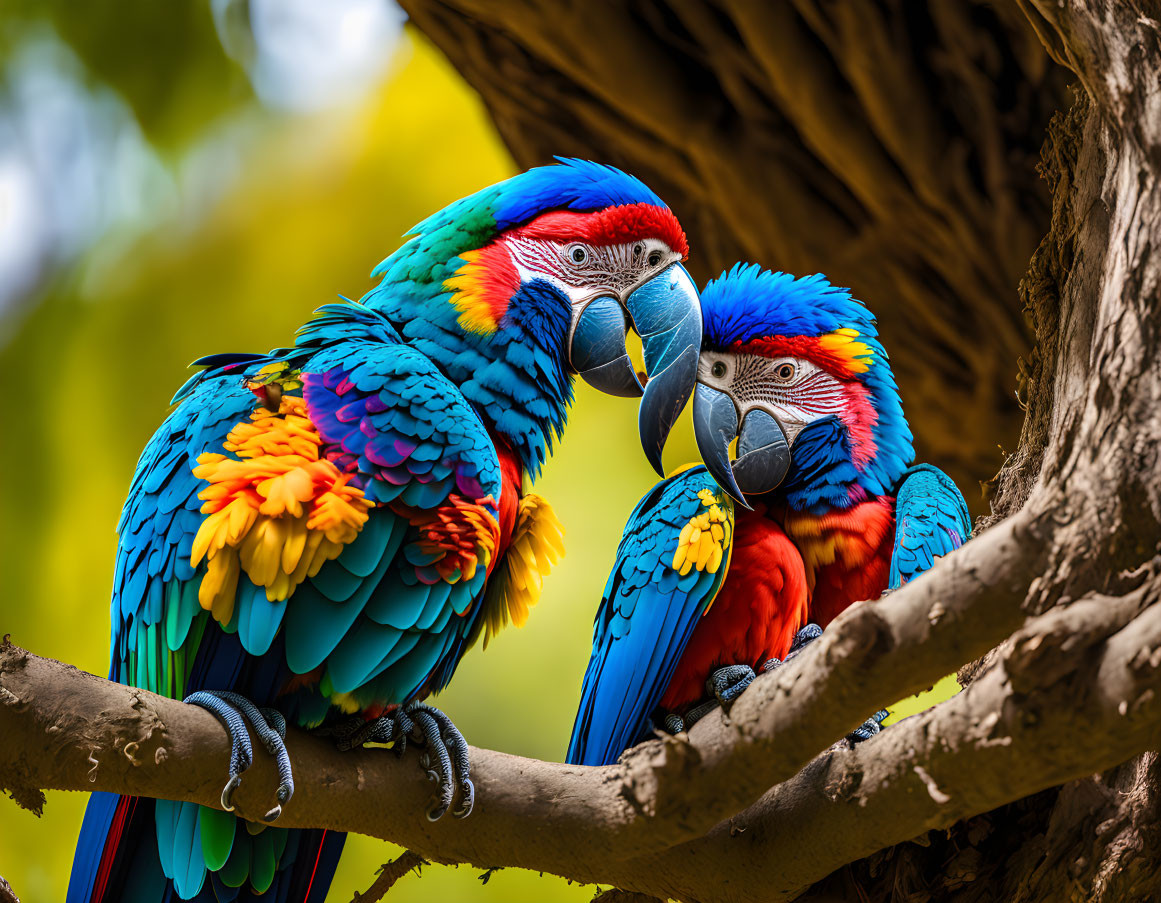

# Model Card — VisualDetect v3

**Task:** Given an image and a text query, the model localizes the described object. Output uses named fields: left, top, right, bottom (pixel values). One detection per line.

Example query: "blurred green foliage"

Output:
left=2, top=0, right=251, bottom=149
left=0, top=15, right=960, bottom=901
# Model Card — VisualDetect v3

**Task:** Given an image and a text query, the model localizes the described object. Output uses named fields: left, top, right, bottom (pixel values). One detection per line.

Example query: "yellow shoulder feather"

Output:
left=477, top=494, right=565, bottom=649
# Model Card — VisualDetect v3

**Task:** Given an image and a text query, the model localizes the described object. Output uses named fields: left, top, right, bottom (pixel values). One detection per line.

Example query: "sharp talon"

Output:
left=264, top=804, right=282, bottom=822
left=221, top=774, right=242, bottom=812
left=187, top=690, right=294, bottom=820
left=322, top=703, right=472, bottom=822
left=708, top=664, right=756, bottom=706
left=789, top=623, right=823, bottom=655
left=453, top=779, right=475, bottom=818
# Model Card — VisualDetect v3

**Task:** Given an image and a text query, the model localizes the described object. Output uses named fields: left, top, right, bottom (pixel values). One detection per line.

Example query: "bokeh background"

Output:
left=0, top=3, right=954, bottom=900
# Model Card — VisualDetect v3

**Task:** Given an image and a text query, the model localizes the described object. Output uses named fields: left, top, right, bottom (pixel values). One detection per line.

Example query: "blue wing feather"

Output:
left=567, top=468, right=732, bottom=767
left=889, top=464, right=971, bottom=589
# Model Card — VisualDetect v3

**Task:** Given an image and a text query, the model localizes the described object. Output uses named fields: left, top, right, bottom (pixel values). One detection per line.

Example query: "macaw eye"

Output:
left=648, top=250, right=663, bottom=267
left=633, top=243, right=643, bottom=258
left=775, top=362, right=796, bottom=381
left=711, top=360, right=727, bottom=379
left=569, top=244, right=589, bottom=264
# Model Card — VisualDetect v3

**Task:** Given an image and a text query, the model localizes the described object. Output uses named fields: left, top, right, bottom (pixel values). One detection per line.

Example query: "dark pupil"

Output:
left=779, top=365, right=793, bottom=379
left=633, top=244, right=643, bottom=256
left=712, top=362, right=727, bottom=378
left=648, top=251, right=662, bottom=266
left=572, top=247, right=586, bottom=263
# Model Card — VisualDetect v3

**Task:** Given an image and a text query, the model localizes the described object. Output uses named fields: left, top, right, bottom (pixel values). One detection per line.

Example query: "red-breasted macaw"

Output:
left=69, top=160, right=703, bottom=903
left=567, top=264, right=970, bottom=766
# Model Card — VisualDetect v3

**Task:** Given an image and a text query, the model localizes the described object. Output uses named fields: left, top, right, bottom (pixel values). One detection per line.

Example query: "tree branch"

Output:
left=2, top=565, right=1159, bottom=903
left=619, top=581, right=1161, bottom=902
left=350, top=850, right=426, bottom=903
left=0, top=510, right=1039, bottom=858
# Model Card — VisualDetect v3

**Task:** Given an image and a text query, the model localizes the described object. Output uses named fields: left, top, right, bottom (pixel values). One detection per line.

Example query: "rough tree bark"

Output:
left=3, top=2, right=1161, bottom=901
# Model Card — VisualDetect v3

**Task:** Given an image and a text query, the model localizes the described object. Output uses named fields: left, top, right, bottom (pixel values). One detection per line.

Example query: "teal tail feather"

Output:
left=69, top=793, right=344, bottom=902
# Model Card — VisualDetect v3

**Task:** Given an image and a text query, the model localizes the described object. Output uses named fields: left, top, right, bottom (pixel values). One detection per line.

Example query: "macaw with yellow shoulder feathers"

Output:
left=568, top=264, right=970, bottom=766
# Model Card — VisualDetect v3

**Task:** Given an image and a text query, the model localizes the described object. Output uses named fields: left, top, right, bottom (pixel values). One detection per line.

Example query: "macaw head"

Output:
left=366, top=158, right=701, bottom=478
left=690, top=264, right=914, bottom=512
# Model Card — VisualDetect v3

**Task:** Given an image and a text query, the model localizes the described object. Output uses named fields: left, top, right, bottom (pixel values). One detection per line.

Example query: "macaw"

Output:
left=69, top=160, right=704, bottom=903
left=567, top=264, right=970, bottom=767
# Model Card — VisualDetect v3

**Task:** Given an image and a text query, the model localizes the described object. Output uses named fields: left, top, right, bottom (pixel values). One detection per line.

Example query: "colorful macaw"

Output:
left=567, top=264, right=970, bottom=767
left=69, top=160, right=704, bottom=903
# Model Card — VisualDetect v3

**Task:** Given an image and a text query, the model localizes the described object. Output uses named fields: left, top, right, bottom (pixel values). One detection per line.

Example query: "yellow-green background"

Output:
left=0, top=22, right=955, bottom=903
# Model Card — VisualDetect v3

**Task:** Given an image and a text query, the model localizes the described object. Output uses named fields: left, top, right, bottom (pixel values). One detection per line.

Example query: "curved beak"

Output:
left=568, top=263, right=702, bottom=475
left=569, top=297, right=644, bottom=398
left=692, top=384, right=791, bottom=506
left=625, top=263, right=702, bottom=475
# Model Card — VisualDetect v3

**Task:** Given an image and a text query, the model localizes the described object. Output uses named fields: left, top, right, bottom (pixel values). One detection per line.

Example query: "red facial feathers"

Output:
left=512, top=203, right=689, bottom=257
left=734, top=335, right=863, bottom=380
left=443, top=241, right=521, bottom=335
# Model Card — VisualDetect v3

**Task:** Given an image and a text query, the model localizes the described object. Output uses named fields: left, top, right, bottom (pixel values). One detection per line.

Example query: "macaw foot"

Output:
left=848, top=709, right=890, bottom=744
left=660, top=662, right=765, bottom=733
left=661, top=624, right=834, bottom=735
left=707, top=664, right=757, bottom=706
left=183, top=690, right=294, bottom=821
left=763, top=624, right=888, bottom=745
left=759, top=623, right=824, bottom=672
left=316, top=702, right=473, bottom=822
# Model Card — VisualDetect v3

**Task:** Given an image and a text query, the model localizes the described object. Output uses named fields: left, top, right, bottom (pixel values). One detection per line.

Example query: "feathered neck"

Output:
left=360, top=235, right=574, bottom=481
left=776, top=373, right=914, bottom=514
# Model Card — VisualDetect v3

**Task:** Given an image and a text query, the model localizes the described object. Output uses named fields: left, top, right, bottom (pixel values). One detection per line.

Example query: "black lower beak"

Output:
left=732, top=408, right=791, bottom=496
left=693, top=385, right=791, bottom=505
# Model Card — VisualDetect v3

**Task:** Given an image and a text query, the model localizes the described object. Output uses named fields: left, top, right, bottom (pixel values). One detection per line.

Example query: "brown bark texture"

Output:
left=5, top=1, right=1161, bottom=901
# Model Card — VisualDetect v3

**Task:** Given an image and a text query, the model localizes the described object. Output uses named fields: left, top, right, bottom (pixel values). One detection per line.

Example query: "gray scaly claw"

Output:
left=220, top=774, right=242, bottom=812
left=452, top=778, right=475, bottom=819
left=847, top=708, right=889, bottom=744
left=317, top=702, right=473, bottom=821
left=789, top=623, right=823, bottom=655
left=761, top=624, right=824, bottom=676
left=662, top=635, right=827, bottom=739
left=183, top=690, right=295, bottom=821
left=707, top=664, right=757, bottom=706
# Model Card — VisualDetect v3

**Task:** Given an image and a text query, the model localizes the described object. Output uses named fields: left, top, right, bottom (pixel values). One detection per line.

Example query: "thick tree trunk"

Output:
left=399, top=0, right=1072, bottom=503
left=399, top=1, right=1161, bottom=900
left=816, top=1, right=1161, bottom=897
